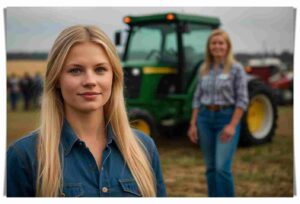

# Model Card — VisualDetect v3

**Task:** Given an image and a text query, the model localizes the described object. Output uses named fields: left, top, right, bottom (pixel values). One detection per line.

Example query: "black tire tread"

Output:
left=239, top=80, right=278, bottom=146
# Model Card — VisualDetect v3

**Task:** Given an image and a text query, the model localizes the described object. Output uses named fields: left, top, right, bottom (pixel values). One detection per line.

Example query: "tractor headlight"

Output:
left=132, top=68, right=140, bottom=76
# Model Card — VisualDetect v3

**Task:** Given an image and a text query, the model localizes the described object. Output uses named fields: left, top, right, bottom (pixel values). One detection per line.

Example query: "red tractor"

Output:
left=245, top=58, right=293, bottom=105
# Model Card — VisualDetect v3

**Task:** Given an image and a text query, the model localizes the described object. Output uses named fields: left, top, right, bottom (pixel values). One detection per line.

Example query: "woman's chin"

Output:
left=76, top=105, right=103, bottom=114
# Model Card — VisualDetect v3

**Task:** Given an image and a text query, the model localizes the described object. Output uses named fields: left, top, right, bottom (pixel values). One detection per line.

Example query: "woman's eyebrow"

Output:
left=64, top=62, right=111, bottom=67
left=95, top=62, right=110, bottom=67
left=65, top=63, right=83, bottom=67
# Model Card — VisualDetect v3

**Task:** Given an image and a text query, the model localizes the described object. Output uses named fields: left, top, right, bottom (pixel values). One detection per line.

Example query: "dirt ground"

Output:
left=155, top=106, right=293, bottom=197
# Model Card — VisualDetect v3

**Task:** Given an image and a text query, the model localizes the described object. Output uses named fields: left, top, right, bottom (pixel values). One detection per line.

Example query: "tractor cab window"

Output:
left=126, top=23, right=178, bottom=66
left=182, top=24, right=212, bottom=90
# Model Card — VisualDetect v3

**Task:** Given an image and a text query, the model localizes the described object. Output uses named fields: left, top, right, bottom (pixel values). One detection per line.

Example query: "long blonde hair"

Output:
left=36, top=25, right=156, bottom=197
left=200, top=29, right=236, bottom=75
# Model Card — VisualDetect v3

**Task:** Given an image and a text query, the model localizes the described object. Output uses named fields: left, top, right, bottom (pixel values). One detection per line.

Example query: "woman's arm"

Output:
left=188, top=108, right=200, bottom=144
left=220, top=64, right=249, bottom=143
left=150, top=139, right=167, bottom=197
left=188, top=73, right=202, bottom=144
left=220, top=107, right=244, bottom=143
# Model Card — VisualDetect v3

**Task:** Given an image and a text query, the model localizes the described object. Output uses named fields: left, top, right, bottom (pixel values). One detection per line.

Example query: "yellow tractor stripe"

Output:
left=143, top=67, right=177, bottom=74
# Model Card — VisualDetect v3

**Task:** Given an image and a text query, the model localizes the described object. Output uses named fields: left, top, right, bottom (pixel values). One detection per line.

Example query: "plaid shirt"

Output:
left=192, top=62, right=249, bottom=111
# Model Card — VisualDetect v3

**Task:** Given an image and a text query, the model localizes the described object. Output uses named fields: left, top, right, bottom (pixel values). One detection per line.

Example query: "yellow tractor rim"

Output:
left=246, top=94, right=274, bottom=139
left=247, top=97, right=266, bottom=134
left=131, top=119, right=151, bottom=135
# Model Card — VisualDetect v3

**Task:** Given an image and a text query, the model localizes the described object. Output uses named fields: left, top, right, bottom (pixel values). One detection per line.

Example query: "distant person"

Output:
left=7, top=25, right=166, bottom=197
left=7, top=73, right=20, bottom=111
left=187, top=29, right=249, bottom=197
left=32, top=72, right=43, bottom=108
left=19, top=72, right=33, bottom=110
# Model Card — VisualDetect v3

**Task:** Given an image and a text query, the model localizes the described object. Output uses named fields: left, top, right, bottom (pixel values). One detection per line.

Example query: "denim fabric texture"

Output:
left=7, top=119, right=167, bottom=197
left=197, top=106, right=241, bottom=197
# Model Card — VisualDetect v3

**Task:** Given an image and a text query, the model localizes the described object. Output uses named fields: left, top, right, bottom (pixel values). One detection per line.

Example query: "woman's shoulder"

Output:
left=230, top=61, right=246, bottom=75
left=132, top=129, right=156, bottom=150
left=7, top=130, right=39, bottom=156
left=231, top=61, right=244, bottom=71
left=132, top=129, right=158, bottom=158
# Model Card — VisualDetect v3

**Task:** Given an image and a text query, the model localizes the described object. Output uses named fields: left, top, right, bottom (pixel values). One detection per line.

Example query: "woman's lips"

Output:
left=78, top=92, right=101, bottom=100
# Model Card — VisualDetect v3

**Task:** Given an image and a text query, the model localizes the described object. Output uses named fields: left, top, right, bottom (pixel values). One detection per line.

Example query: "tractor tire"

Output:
left=128, top=109, right=158, bottom=137
left=239, top=80, right=278, bottom=146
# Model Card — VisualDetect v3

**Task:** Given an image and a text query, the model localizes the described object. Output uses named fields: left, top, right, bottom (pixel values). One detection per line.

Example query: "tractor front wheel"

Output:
left=129, top=109, right=158, bottom=137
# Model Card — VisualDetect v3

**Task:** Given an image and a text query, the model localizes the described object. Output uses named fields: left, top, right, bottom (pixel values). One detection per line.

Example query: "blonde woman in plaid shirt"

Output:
left=188, top=29, right=248, bottom=197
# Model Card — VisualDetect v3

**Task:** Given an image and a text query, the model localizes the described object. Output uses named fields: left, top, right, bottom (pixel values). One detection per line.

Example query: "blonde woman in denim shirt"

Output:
left=7, top=25, right=166, bottom=197
left=188, top=29, right=248, bottom=197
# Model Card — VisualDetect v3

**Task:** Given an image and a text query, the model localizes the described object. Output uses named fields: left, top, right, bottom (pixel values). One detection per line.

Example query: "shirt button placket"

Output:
left=99, top=146, right=111, bottom=196
left=102, top=187, right=109, bottom=193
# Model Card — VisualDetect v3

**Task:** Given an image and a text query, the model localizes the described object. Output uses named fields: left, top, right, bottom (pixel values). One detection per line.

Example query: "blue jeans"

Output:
left=197, top=106, right=241, bottom=197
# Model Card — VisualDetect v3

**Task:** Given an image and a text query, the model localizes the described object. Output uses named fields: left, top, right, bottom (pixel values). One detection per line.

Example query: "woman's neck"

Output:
left=213, top=57, right=224, bottom=67
left=65, top=108, right=106, bottom=141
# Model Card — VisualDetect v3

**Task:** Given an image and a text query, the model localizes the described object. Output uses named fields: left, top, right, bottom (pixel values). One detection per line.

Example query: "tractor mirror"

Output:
left=115, top=31, right=122, bottom=46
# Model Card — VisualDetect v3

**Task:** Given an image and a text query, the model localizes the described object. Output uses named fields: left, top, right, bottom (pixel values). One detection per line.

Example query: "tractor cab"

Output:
left=116, top=13, right=219, bottom=96
left=115, top=13, right=220, bottom=135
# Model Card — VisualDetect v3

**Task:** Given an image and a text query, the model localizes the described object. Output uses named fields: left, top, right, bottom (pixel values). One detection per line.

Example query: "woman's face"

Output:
left=209, top=34, right=229, bottom=60
left=58, top=42, right=113, bottom=114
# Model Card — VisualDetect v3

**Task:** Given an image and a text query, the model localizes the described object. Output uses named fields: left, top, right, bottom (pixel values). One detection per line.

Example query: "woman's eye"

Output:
left=69, top=68, right=82, bottom=74
left=95, top=67, right=106, bottom=73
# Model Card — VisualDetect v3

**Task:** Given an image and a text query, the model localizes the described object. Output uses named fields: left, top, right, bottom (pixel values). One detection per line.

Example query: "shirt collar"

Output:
left=106, top=123, right=115, bottom=146
left=210, top=60, right=225, bottom=69
left=61, top=119, right=79, bottom=156
left=60, top=119, right=116, bottom=156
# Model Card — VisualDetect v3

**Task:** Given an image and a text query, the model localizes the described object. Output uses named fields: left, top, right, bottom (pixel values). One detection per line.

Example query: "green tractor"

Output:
left=115, top=12, right=278, bottom=146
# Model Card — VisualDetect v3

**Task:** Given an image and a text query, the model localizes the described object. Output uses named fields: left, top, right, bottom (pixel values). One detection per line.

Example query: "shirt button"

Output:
left=102, top=187, right=109, bottom=193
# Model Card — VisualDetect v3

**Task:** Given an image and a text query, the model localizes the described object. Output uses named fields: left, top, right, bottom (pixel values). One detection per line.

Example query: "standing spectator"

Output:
left=7, top=73, right=20, bottom=111
left=19, top=72, right=33, bottom=111
left=187, top=29, right=249, bottom=197
left=32, top=72, right=43, bottom=109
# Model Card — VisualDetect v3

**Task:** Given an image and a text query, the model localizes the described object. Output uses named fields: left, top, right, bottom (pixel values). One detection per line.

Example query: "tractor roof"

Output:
left=124, top=12, right=221, bottom=27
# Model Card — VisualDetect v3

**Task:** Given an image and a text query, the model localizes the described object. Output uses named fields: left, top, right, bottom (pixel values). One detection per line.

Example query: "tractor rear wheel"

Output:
left=239, top=80, right=278, bottom=146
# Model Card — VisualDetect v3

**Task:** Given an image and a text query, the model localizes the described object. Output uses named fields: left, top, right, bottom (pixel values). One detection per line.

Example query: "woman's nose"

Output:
left=82, top=70, right=96, bottom=87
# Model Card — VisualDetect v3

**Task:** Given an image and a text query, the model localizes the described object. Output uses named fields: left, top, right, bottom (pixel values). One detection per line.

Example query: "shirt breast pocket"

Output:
left=217, top=74, right=232, bottom=92
left=119, top=179, right=141, bottom=197
left=62, top=183, right=84, bottom=197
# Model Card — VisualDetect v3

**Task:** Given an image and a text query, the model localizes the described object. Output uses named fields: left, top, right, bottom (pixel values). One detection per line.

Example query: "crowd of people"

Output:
left=7, top=72, right=43, bottom=111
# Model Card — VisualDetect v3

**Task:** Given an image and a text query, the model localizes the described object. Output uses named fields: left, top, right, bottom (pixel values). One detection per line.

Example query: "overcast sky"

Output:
left=4, top=7, right=296, bottom=54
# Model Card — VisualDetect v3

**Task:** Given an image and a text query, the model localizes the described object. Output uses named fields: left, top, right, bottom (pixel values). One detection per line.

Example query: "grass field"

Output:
left=7, top=60, right=47, bottom=77
left=7, top=103, right=293, bottom=197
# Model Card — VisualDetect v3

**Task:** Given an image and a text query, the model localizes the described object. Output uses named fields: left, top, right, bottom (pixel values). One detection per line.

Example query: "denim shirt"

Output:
left=6, top=120, right=167, bottom=197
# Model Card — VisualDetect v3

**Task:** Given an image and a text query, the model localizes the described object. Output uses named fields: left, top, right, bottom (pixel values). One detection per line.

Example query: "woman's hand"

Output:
left=188, top=124, right=198, bottom=144
left=220, top=124, right=236, bottom=143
